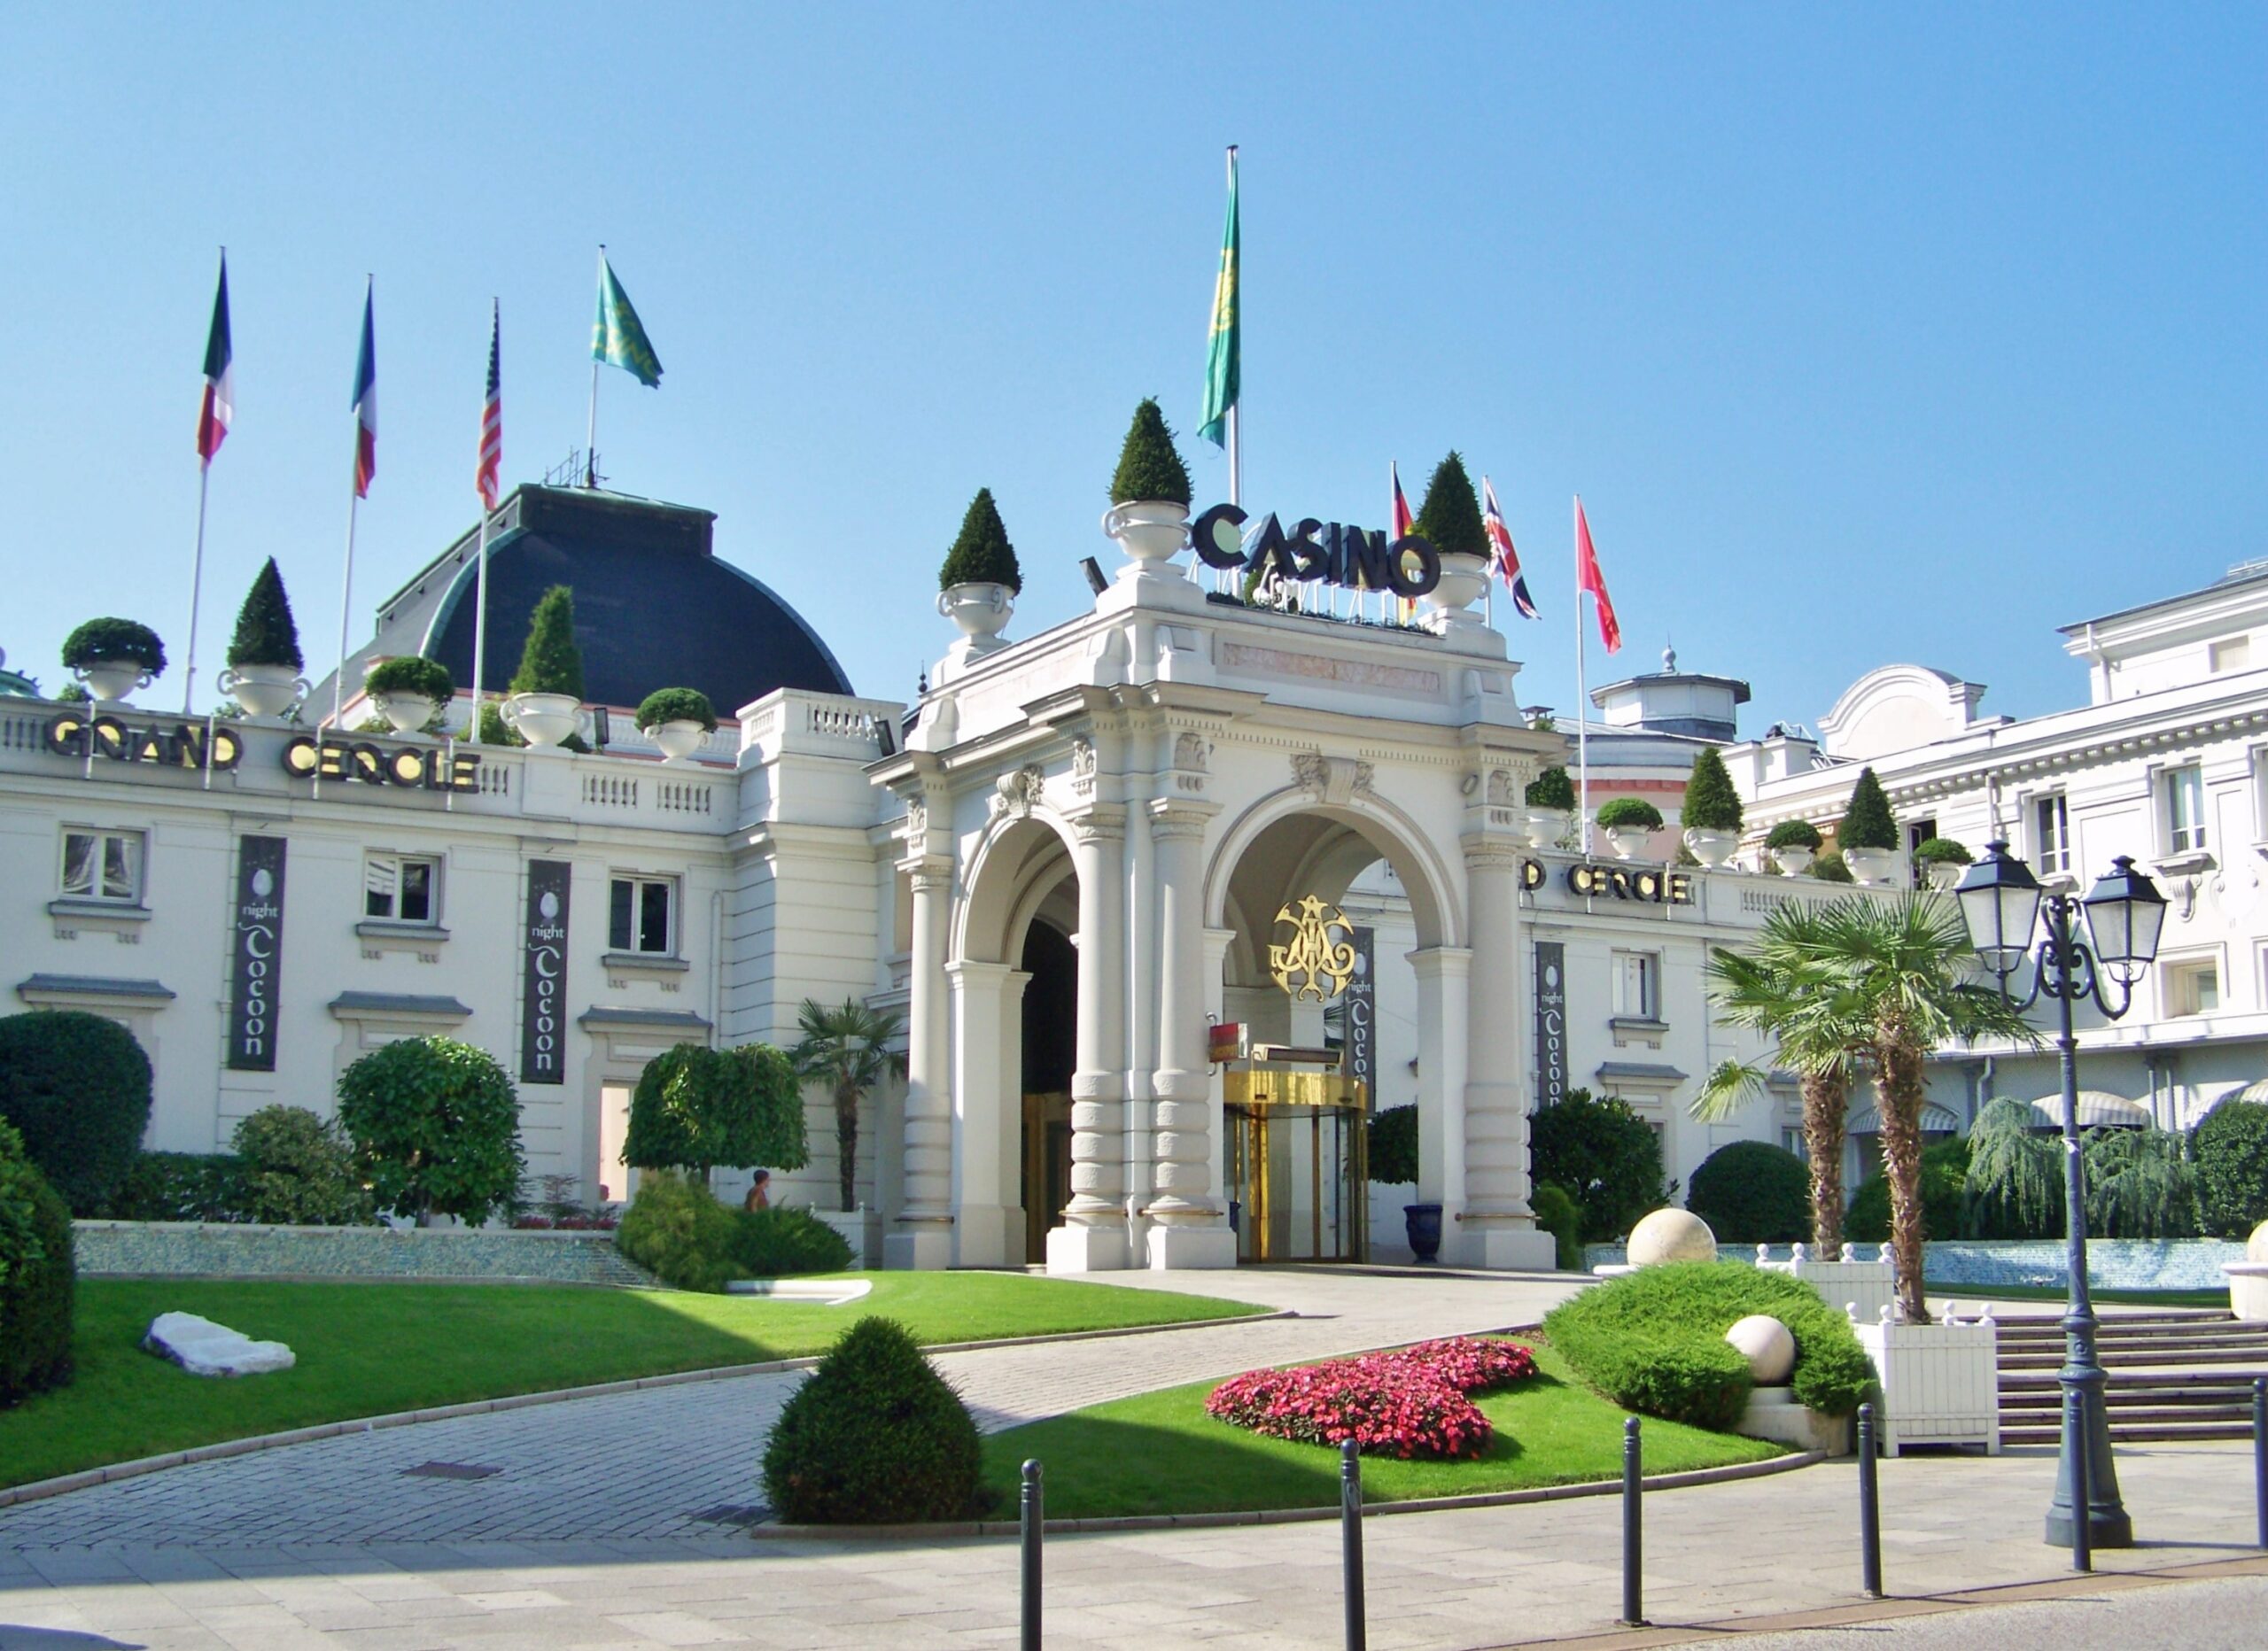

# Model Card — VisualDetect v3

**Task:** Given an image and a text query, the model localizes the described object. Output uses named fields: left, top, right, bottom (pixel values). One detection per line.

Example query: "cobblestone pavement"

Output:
left=0, top=1440, right=2257, bottom=1649
left=1671, top=1573, right=2268, bottom=1651
left=0, top=1267, right=1580, bottom=1550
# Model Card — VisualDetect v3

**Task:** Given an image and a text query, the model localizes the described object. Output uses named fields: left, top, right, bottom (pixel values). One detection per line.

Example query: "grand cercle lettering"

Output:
left=1519, top=858, right=1696, bottom=906
left=43, top=712, right=481, bottom=794
left=1191, top=503, right=1442, bottom=598
left=283, top=735, right=481, bottom=792
left=44, top=712, right=244, bottom=771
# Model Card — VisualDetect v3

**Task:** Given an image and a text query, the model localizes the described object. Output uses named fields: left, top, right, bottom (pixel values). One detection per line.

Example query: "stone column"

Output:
left=1047, top=805, right=1129, bottom=1271
left=946, top=958, right=1021, bottom=1268
left=884, top=853, right=954, bottom=1270
left=1457, top=840, right=1556, bottom=1270
left=1146, top=800, right=1235, bottom=1267
left=1410, top=947, right=1472, bottom=1222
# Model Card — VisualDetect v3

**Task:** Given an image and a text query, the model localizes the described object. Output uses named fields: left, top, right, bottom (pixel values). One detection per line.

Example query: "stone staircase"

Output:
left=1994, top=1310, right=2267, bottom=1445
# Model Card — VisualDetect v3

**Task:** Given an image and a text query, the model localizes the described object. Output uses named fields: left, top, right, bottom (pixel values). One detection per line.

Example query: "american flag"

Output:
left=477, top=301, right=501, bottom=511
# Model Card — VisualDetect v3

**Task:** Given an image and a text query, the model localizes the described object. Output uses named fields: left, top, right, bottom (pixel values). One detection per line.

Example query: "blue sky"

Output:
left=4, top=4, right=2262, bottom=728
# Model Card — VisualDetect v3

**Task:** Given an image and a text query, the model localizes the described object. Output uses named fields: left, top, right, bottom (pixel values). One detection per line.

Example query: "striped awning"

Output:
left=2235, top=1079, right=2268, bottom=1107
left=1848, top=1102, right=1961, bottom=1135
left=2031, top=1091, right=2150, bottom=1129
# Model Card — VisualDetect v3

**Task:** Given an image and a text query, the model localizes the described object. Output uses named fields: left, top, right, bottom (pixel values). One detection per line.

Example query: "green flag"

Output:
left=1198, top=149, right=1239, bottom=448
left=592, top=252, right=663, bottom=387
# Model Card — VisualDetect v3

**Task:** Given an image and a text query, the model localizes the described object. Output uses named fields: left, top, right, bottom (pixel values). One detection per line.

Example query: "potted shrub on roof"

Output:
left=1837, top=766, right=1901, bottom=885
left=63, top=617, right=166, bottom=706
left=217, top=559, right=309, bottom=717
left=1105, top=397, right=1192, bottom=570
left=1524, top=765, right=1576, bottom=848
left=1411, top=451, right=1489, bottom=633
left=1765, top=818, right=1822, bottom=877
left=636, top=687, right=717, bottom=764
left=1915, top=835, right=1974, bottom=892
left=502, top=585, right=586, bottom=750
left=936, top=487, right=1021, bottom=664
left=1681, top=745, right=1744, bottom=868
left=1596, top=796, right=1665, bottom=860
left=361, top=656, right=452, bottom=735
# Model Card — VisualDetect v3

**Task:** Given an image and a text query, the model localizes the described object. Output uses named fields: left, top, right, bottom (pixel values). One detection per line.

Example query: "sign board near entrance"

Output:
left=1345, top=926, right=1376, bottom=1095
left=1534, top=940, right=1567, bottom=1109
left=521, top=861, right=571, bottom=1084
left=226, top=835, right=287, bottom=1071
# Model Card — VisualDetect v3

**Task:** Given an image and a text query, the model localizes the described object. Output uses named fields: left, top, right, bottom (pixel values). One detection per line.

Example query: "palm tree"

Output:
left=790, top=998, right=906, bottom=1213
left=1692, top=900, right=1873, bottom=1258
left=1815, top=894, right=2039, bottom=1323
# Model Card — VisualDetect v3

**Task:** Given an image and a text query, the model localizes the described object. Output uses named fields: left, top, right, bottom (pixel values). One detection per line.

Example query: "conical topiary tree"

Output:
left=1681, top=746, right=1744, bottom=833
left=937, top=488, right=1021, bottom=593
left=226, top=559, right=304, bottom=670
left=509, top=585, right=586, bottom=701
left=1413, top=451, right=1487, bottom=560
left=1837, top=766, right=1899, bottom=851
left=1109, top=398, right=1192, bottom=506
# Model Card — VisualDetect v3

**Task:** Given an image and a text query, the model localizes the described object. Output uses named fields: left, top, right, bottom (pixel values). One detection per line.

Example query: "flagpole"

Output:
left=332, top=492, right=359, bottom=739
left=585, top=246, right=604, bottom=488
left=1575, top=494, right=1590, bottom=856
left=470, top=505, right=492, bottom=743
left=183, top=461, right=211, bottom=713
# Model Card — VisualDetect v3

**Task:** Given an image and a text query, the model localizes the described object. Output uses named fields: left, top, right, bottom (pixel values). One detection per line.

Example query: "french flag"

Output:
left=351, top=284, right=377, bottom=498
left=1482, top=476, right=1539, bottom=619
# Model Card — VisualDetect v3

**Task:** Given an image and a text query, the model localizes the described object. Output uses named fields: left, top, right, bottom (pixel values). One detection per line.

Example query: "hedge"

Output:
left=1686, top=1140, right=1810, bottom=1244
left=615, top=1171, right=741, bottom=1291
left=0, top=1010, right=154, bottom=1213
left=100, top=1151, right=245, bottom=1222
left=0, top=1120, right=75, bottom=1403
left=1531, top=1182, right=1584, bottom=1270
left=1368, top=1105, right=1418, bottom=1185
left=230, top=1105, right=374, bottom=1226
left=762, top=1317, right=983, bottom=1523
left=732, top=1205, right=854, bottom=1276
left=2194, top=1098, right=2268, bottom=1237
left=1542, top=1260, right=1876, bottom=1430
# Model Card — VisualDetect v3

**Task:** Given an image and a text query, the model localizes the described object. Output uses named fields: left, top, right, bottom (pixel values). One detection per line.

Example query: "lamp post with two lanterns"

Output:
left=1952, top=842, right=2168, bottom=1564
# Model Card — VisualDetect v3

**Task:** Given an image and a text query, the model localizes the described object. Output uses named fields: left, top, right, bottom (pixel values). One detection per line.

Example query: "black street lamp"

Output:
left=1953, top=841, right=2166, bottom=1557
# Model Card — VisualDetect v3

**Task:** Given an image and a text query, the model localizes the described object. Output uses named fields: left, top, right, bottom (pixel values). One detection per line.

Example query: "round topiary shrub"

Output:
left=1685, top=1140, right=1811, bottom=1244
left=63, top=617, right=167, bottom=675
left=1681, top=747, right=1744, bottom=833
left=1109, top=398, right=1192, bottom=506
left=227, top=559, right=305, bottom=670
left=1368, top=1105, right=1418, bottom=1185
left=1595, top=797, right=1664, bottom=832
left=336, top=1036, right=525, bottom=1225
left=1525, top=767, right=1577, bottom=810
left=1845, top=1136, right=1970, bottom=1244
left=937, top=487, right=1021, bottom=593
left=229, top=1105, right=373, bottom=1226
left=615, top=1170, right=742, bottom=1291
left=1529, top=1089, right=1666, bottom=1244
left=636, top=686, right=718, bottom=733
left=1914, top=837, right=1973, bottom=867
left=363, top=655, right=454, bottom=701
left=1837, top=767, right=1898, bottom=851
left=0, top=1120, right=75, bottom=1403
left=2194, top=1098, right=2268, bottom=1237
left=1807, top=850, right=1855, bottom=883
left=1530, top=1182, right=1584, bottom=1270
left=0, top=1010, right=153, bottom=1213
left=762, top=1316, right=982, bottom=1523
left=1765, top=818, right=1823, bottom=852
left=731, top=1205, right=854, bottom=1276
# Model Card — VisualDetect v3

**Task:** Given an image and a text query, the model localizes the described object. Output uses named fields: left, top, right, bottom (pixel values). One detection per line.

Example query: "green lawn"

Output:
left=1930, top=1282, right=2231, bottom=1311
left=2, top=1273, right=1260, bottom=1490
left=978, top=1341, right=1786, bottom=1520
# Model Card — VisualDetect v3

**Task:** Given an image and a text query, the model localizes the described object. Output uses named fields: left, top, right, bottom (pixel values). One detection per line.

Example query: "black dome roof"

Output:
left=337, top=484, right=850, bottom=716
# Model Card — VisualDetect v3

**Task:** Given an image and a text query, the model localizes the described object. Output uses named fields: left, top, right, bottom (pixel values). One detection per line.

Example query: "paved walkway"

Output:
left=0, top=1268, right=1581, bottom=1550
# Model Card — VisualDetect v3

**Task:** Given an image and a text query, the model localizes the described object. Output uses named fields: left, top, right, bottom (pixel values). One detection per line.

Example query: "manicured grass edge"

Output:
left=750, top=1448, right=1823, bottom=1539
left=0, top=1306, right=1292, bottom=1511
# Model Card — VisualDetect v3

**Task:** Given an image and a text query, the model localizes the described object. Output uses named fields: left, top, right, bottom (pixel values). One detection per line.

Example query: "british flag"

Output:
left=1482, top=476, right=1538, bottom=619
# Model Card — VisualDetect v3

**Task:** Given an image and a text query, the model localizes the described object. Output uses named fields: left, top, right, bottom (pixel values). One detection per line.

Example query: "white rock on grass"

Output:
left=144, top=1312, right=296, bottom=1377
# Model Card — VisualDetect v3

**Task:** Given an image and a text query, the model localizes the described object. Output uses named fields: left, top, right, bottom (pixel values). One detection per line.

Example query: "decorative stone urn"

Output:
left=216, top=663, right=307, bottom=719
left=373, top=693, right=434, bottom=735
left=1403, top=1202, right=1444, bottom=1264
left=1605, top=825, right=1652, bottom=860
left=74, top=660, right=151, bottom=705
left=1419, top=550, right=1490, bottom=635
left=936, top=582, right=1015, bottom=655
left=646, top=719, right=707, bottom=763
left=1102, top=500, right=1190, bottom=566
left=1524, top=806, right=1571, bottom=849
left=1845, top=846, right=1901, bottom=886
left=1924, top=859, right=1966, bottom=892
left=1684, top=828, right=1740, bottom=868
left=1776, top=846, right=1816, bottom=877
left=506, top=691, right=581, bottom=749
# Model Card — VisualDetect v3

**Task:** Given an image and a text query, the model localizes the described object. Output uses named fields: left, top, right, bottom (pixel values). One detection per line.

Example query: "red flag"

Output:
left=1574, top=495, right=1621, bottom=654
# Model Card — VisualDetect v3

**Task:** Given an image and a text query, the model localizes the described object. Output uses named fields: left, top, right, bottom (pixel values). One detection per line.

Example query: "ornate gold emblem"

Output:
left=1270, top=894, right=1357, bottom=1002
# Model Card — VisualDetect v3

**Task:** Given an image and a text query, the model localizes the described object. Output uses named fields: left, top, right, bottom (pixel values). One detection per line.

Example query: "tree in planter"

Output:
left=1527, top=1089, right=1666, bottom=1244
left=1595, top=797, right=1664, bottom=833
left=336, top=1036, right=526, bottom=1226
left=1412, top=452, right=1487, bottom=560
left=1681, top=746, right=1744, bottom=833
left=636, top=687, right=718, bottom=733
left=362, top=655, right=454, bottom=733
left=791, top=999, right=905, bottom=1213
left=0, top=1010, right=153, bottom=1214
left=1765, top=819, right=1822, bottom=854
left=937, top=487, right=1021, bottom=593
left=1526, top=767, right=1576, bottom=810
left=1109, top=398, right=1192, bottom=505
left=62, top=617, right=167, bottom=679
left=480, top=585, right=587, bottom=747
left=1837, top=766, right=1899, bottom=852
left=623, top=1043, right=807, bottom=1187
left=1807, top=850, right=1855, bottom=883
left=1914, top=837, right=1973, bottom=869
left=226, top=559, right=304, bottom=671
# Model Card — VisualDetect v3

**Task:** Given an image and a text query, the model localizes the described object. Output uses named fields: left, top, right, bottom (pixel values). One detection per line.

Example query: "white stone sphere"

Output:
left=1627, top=1208, right=1718, bottom=1267
left=1725, top=1314, right=1797, bottom=1384
left=2248, top=1219, right=2268, bottom=1263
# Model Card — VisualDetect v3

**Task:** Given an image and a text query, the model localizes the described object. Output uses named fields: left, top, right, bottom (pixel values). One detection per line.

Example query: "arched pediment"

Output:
left=1816, top=664, right=1988, bottom=761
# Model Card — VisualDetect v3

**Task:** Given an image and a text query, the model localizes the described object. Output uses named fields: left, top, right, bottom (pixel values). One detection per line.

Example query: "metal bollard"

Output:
left=1856, top=1403, right=1883, bottom=1598
left=2254, top=1377, right=2266, bottom=1551
left=1621, top=1417, right=1645, bottom=1626
left=1020, top=1459, right=1042, bottom=1651
left=2067, top=1385, right=2092, bottom=1574
left=1341, top=1438, right=1366, bottom=1651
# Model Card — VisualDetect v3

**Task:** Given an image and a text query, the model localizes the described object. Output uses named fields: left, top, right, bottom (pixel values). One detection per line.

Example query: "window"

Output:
left=2034, top=794, right=2070, bottom=875
left=60, top=828, right=143, bottom=903
left=2163, top=957, right=2218, bottom=1018
left=1612, top=950, right=1659, bottom=1020
left=610, top=874, right=676, bottom=956
left=1782, top=1128, right=1806, bottom=1162
left=364, top=853, right=440, bottom=925
left=2164, top=765, right=2208, bottom=854
left=2211, top=637, right=2250, bottom=674
left=1905, top=818, right=1938, bottom=887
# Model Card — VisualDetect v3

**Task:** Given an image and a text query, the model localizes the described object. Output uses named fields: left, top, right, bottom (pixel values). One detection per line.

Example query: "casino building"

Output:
left=34, top=478, right=2239, bottom=1270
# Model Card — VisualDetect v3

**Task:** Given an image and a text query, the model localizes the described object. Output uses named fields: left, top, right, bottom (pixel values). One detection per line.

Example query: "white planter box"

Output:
left=1854, top=1304, right=2000, bottom=1455
left=812, top=1205, right=870, bottom=1268
left=1757, top=1242, right=1899, bottom=1328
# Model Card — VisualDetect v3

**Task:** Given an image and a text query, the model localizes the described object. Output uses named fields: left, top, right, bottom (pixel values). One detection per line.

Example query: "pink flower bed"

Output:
left=1204, top=1336, right=1539, bottom=1460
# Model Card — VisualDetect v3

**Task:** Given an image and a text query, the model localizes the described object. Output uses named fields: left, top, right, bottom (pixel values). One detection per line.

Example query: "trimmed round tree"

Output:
left=63, top=618, right=167, bottom=677
left=1765, top=818, right=1823, bottom=853
left=1595, top=797, right=1664, bottom=832
left=337, top=1037, right=526, bottom=1225
left=636, top=687, right=718, bottom=733
left=624, top=1043, right=808, bottom=1186
left=762, top=1316, right=982, bottom=1523
left=1681, top=747, right=1744, bottom=833
left=1526, top=766, right=1577, bottom=810
left=1914, top=837, right=1973, bottom=868
left=363, top=655, right=454, bottom=701
left=1412, top=451, right=1487, bottom=560
left=0, top=1120, right=74, bottom=1403
left=226, top=559, right=305, bottom=670
left=1527, top=1089, right=1666, bottom=1244
left=1838, top=766, right=1898, bottom=851
left=937, top=487, right=1021, bottom=593
left=0, top=1010, right=153, bottom=1213
left=1686, top=1140, right=1810, bottom=1244
left=1807, top=850, right=1855, bottom=882
left=1109, top=398, right=1192, bottom=505
left=2194, top=1098, right=2268, bottom=1237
